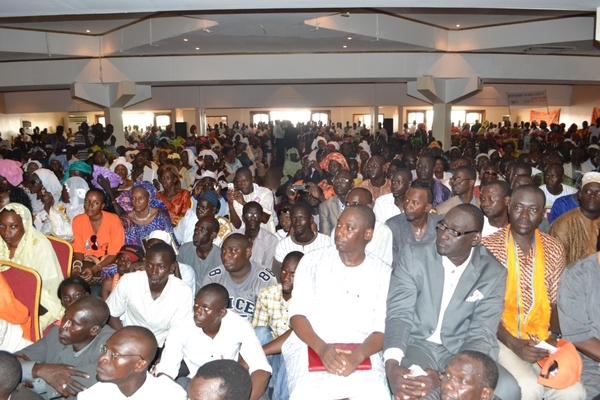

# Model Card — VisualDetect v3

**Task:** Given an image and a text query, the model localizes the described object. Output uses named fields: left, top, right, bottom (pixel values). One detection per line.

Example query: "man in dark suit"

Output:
left=384, top=204, right=519, bottom=400
left=318, top=169, right=353, bottom=235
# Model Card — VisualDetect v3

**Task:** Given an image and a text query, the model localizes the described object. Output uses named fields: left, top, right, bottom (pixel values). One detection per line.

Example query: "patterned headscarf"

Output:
left=319, top=152, right=349, bottom=172
left=131, top=181, right=167, bottom=210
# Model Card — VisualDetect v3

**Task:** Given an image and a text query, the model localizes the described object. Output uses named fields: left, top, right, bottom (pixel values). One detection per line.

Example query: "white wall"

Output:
left=1, top=83, right=598, bottom=138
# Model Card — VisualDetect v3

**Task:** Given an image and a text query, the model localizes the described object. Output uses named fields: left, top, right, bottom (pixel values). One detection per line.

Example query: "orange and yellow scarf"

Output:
left=502, top=226, right=551, bottom=341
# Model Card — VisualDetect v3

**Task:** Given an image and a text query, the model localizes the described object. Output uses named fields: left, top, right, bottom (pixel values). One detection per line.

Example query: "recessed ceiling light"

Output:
left=343, top=45, right=347, bottom=48
left=347, top=37, right=352, bottom=40
left=183, top=38, right=188, bottom=42
left=86, top=30, right=90, bottom=33
left=456, top=24, right=460, bottom=27
left=196, top=47, right=200, bottom=50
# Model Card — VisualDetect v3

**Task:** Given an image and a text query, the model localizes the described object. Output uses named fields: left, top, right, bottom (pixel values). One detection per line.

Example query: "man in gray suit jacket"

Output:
left=384, top=204, right=519, bottom=400
left=318, top=169, right=353, bottom=235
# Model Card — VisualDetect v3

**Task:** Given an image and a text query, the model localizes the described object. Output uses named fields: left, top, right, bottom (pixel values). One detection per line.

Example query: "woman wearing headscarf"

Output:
left=315, top=152, right=349, bottom=199
left=155, top=164, right=192, bottom=226
left=45, top=176, right=90, bottom=241
left=62, top=160, right=93, bottom=185
left=120, top=181, right=177, bottom=247
left=0, top=203, right=64, bottom=329
left=281, top=147, right=302, bottom=185
left=0, top=160, right=24, bottom=192
left=28, top=168, right=63, bottom=231
left=22, top=159, right=42, bottom=184
left=109, top=156, right=134, bottom=192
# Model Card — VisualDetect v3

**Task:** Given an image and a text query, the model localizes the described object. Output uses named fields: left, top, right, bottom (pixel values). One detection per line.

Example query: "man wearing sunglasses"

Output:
left=384, top=204, right=520, bottom=400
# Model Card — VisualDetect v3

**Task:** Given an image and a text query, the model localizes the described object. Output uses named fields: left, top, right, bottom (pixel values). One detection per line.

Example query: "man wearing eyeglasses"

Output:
left=436, top=166, right=480, bottom=215
left=385, top=204, right=520, bottom=400
left=16, top=296, right=114, bottom=400
left=79, top=326, right=186, bottom=399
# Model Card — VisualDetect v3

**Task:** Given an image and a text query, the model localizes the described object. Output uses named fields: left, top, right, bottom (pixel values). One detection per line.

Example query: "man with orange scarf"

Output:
left=482, top=186, right=585, bottom=400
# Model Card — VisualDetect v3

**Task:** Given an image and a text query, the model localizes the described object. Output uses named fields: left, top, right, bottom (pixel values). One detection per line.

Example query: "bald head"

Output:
left=511, top=185, right=546, bottom=209
left=343, top=204, right=376, bottom=230
left=345, top=187, right=373, bottom=207
left=222, top=233, right=251, bottom=250
left=114, top=326, right=158, bottom=362
left=69, top=295, right=110, bottom=328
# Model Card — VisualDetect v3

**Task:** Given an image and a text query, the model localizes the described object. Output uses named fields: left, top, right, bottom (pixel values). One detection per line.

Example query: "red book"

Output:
left=308, top=344, right=372, bottom=372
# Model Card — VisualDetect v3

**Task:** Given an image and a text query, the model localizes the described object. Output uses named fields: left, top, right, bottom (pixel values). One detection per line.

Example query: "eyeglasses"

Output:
left=100, top=344, right=144, bottom=361
left=90, top=235, right=98, bottom=251
left=436, top=221, right=479, bottom=237
left=28, top=179, right=42, bottom=185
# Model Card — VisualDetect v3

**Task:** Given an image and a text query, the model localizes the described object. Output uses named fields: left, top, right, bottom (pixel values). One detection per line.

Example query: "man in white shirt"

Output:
left=227, top=168, right=276, bottom=233
left=155, top=283, right=270, bottom=400
left=106, top=242, right=193, bottom=350
left=539, top=164, right=577, bottom=217
left=333, top=187, right=393, bottom=266
left=282, top=205, right=391, bottom=399
left=384, top=204, right=519, bottom=400
left=373, top=168, right=411, bottom=223
left=479, top=180, right=511, bottom=238
left=79, top=326, right=186, bottom=399
left=237, top=201, right=279, bottom=271
left=273, top=202, right=331, bottom=279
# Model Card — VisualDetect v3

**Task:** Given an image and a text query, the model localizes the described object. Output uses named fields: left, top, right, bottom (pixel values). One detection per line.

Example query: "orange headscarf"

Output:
left=0, top=273, right=32, bottom=341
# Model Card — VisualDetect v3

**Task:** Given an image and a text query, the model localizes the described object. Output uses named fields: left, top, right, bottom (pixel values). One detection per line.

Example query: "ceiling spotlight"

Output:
left=347, top=37, right=352, bottom=40
left=343, top=45, right=347, bottom=48
left=86, top=30, right=90, bottom=33
left=184, top=38, right=189, bottom=42
left=196, top=47, right=200, bottom=50
left=341, top=12, right=350, bottom=17
left=456, top=24, right=460, bottom=27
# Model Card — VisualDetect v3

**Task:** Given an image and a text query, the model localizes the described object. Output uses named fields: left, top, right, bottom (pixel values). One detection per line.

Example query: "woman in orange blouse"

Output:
left=71, top=188, right=125, bottom=284
left=155, top=164, right=191, bottom=226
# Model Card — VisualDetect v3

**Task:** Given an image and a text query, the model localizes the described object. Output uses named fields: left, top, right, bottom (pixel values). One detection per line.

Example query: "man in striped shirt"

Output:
left=481, top=185, right=585, bottom=400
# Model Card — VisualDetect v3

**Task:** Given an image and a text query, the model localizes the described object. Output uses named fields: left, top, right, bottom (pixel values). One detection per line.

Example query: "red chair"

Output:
left=1, top=262, right=42, bottom=342
left=46, top=235, right=73, bottom=278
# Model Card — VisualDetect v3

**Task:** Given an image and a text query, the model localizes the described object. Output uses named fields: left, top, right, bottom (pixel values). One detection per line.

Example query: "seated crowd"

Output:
left=0, top=117, right=600, bottom=400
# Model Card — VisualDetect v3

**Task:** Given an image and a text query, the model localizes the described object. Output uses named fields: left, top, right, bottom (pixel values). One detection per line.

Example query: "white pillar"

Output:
left=196, top=108, right=207, bottom=136
left=432, top=103, right=453, bottom=149
left=370, top=105, right=378, bottom=133
left=103, top=107, right=125, bottom=146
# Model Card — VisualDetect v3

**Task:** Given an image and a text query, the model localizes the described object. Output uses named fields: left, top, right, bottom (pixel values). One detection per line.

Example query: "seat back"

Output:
left=1, top=262, right=42, bottom=341
left=46, top=235, right=73, bottom=278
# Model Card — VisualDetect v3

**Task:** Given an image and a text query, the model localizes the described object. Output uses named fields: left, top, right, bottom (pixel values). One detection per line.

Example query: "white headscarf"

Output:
left=181, top=149, right=196, bottom=166
left=33, top=168, right=62, bottom=203
left=110, top=157, right=132, bottom=177
left=199, top=149, right=218, bottom=160
left=64, top=176, right=89, bottom=221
